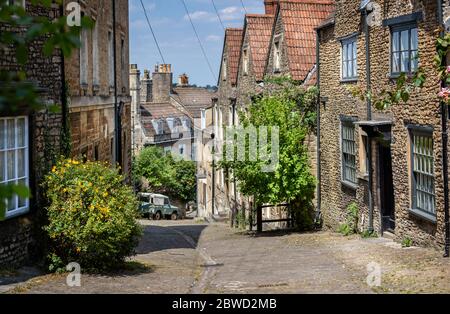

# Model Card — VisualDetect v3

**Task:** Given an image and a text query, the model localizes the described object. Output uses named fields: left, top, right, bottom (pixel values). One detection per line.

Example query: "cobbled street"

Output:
left=2, top=220, right=450, bottom=294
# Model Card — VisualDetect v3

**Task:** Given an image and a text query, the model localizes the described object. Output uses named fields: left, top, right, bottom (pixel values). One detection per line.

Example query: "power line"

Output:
left=180, top=0, right=217, bottom=82
left=211, top=0, right=225, bottom=31
left=239, top=0, right=247, bottom=14
left=139, top=0, right=166, bottom=64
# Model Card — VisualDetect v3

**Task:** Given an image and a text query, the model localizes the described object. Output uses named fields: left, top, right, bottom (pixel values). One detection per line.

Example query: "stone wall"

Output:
left=0, top=1, right=64, bottom=268
left=319, top=0, right=444, bottom=249
left=265, top=11, right=290, bottom=79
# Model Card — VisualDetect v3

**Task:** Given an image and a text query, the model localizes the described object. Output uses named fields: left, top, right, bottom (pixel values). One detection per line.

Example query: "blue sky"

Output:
left=129, top=0, right=264, bottom=87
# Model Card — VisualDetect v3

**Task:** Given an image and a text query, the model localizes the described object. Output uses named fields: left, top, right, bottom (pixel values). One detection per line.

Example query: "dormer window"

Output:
left=243, top=48, right=249, bottom=75
left=222, top=57, right=227, bottom=81
left=274, top=39, right=281, bottom=72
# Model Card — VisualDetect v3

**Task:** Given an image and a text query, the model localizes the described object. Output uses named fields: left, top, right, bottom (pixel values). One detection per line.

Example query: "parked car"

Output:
left=138, top=193, right=180, bottom=220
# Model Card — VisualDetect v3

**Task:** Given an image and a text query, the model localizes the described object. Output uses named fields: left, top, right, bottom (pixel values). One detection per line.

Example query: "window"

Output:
left=341, top=37, right=357, bottom=80
left=243, top=48, right=249, bottom=75
left=228, top=106, right=233, bottom=127
left=201, top=110, right=206, bottom=130
left=92, top=20, right=99, bottom=86
left=152, top=120, right=163, bottom=135
left=1, top=117, right=29, bottom=219
left=341, top=121, right=357, bottom=185
left=391, top=24, right=418, bottom=75
left=274, top=39, right=281, bottom=72
left=179, top=144, right=186, bottom=156
left=108, top=31, right=114, bottom=87
left=167, top=118, right=175, bottom=132
left=80, top=26, right=89, bottom=85
left=411, top=129, right=435, bottom=219
left=222, top=57, right=227, bottom=81
left=164, top=146, right=171, bottom=154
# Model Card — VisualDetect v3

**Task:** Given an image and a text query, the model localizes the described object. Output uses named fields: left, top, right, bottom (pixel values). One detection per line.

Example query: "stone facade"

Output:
left=65, top=0, right=132, bottom=177
left=318, top=0, right=447, bottom=249
left=0, top=1, right=64, bottom=267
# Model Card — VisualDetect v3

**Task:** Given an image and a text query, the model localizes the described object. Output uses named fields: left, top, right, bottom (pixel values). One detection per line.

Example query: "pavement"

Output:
left=2, top=219, right=450, bottom=294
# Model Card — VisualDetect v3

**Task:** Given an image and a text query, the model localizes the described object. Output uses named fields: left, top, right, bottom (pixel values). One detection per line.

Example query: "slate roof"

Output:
left=245, top=14, right=275, bottom=81
left=278, top=0, right=335, bottom=81
left=224, top=28, right=244, bottom=86
left=172, top=86, right=216, bottom=118
left=140, top=102, right=189, bottom=138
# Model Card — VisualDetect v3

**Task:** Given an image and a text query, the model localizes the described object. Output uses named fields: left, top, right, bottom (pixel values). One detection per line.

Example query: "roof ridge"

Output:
left=245, top=13, right=275, bottom=18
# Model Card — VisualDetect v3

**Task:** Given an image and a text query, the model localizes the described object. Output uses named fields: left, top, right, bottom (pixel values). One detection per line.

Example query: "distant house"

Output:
left=130, top=64, right=216, bottom=161
left=317, top=0, right=450, bottom=251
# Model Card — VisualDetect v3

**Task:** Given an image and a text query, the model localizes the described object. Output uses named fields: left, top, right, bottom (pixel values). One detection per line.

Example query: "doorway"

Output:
left=378, top=142, right=395, bottom=232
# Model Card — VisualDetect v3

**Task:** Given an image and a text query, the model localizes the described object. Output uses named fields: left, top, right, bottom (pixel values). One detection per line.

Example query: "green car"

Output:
left=138, top=193, right=180, bottom=220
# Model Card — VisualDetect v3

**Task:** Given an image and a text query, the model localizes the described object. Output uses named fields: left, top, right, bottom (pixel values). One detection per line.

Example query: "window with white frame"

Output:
left=80, top=26, right=89, bottom=85
left=222, top=57, right=227, bottom=81
left=274, top=39, right=281, bottom=72
left=411, top=128, right=435, bottom=219
left=166, top=118, right=175, bottom=132
left=341, top=37, right=357, bottom=80
left=243, top=48, right=249, bottom=75
left=391, top=24, right=418, bottom=75
left=341, top=120, right=357, bottom=185
left=0, top=117, right=29, bottom=219
left=201, top=110, right=206, bottom=130
left=228, top=106, right=233, bottom=127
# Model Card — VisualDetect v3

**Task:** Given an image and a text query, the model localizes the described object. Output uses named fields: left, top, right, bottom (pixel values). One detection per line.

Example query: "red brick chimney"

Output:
left=264, top=0, right=278, bottom=15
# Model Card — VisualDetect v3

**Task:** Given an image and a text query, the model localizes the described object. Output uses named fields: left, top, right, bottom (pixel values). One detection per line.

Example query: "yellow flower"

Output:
left=89, top=204, right=95, bottom=210
left=103, top=192, right=109, bottom=197
left=88, top=182, right=93, bottom=187
left=51, top=166, right=57, bottom=173
left=76, top=247, right=81, bottom=253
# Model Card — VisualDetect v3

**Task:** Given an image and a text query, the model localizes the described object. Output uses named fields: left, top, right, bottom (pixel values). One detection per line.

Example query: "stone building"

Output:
left=65, top=0, right=132, bottom=177
left=0, top=1, right=64, bottom=267
left=130, top=64, right=215, bottom=166
left=265, top=0, right=334, bottom=84
left=317, top=0, right=449, bottom=250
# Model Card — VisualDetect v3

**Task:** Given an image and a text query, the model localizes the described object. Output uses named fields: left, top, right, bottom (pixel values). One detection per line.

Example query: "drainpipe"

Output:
left=363, top=7, right=374, bottom=233
left=59, top=4, right=68, bottom=157
left=212, top=101, right=217, bottom=217
left=315, top=29, right=322, bottom=222
left=112, top=0, right=122, bottom=169
left=232, top=101, right=238, bottom=226
left=437, top=0, right=450, bottom=257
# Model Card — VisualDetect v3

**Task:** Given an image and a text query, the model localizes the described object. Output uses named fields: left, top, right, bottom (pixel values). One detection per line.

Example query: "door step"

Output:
left=382, top=230, right=395, bottom=240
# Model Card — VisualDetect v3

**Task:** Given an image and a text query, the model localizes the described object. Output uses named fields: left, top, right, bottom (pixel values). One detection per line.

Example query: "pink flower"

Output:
left=446, top=66, right=450, bottom=74
left=438, top=87, right=450, bottom=101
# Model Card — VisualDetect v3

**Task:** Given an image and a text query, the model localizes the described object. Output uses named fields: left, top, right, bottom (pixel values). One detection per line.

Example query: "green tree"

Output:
left=134, top=146, right=196, bottom=203
left=221, top=78, right=318, bottom=229
left=0, top=0, right=93, bottom=214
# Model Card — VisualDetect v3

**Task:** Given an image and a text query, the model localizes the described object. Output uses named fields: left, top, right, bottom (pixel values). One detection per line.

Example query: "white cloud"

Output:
left=206, top=35, right=222, bottom=42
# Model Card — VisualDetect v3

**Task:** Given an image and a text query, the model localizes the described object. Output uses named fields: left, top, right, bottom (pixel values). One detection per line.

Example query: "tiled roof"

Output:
left=172, top=86, right=216, bottom=118
left=279, top=0, right=335, bottom=81
left=140, top=102, right=190, bottom=138
left=245, top=14, right=275, bottom=81
left=224, top=28, right=244, bottom=85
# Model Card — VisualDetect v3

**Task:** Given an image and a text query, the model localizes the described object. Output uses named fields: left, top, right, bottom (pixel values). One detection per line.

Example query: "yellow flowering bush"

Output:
left=44, top=159, right=142, bottom=271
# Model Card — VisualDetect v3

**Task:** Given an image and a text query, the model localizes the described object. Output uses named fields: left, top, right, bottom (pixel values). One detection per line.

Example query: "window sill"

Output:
left=341, top=180, right=358, bottom=190
left=273, top=69, right=281, bottom=74
left=408, top=208, right=437, bottom=224
left=3, top=207, right=30, bottom=221
left=357, top=173, right=369, bottom=182
left=389, top=73, right=415, bottom=80
left=340, top=78, right=358, bottom=84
